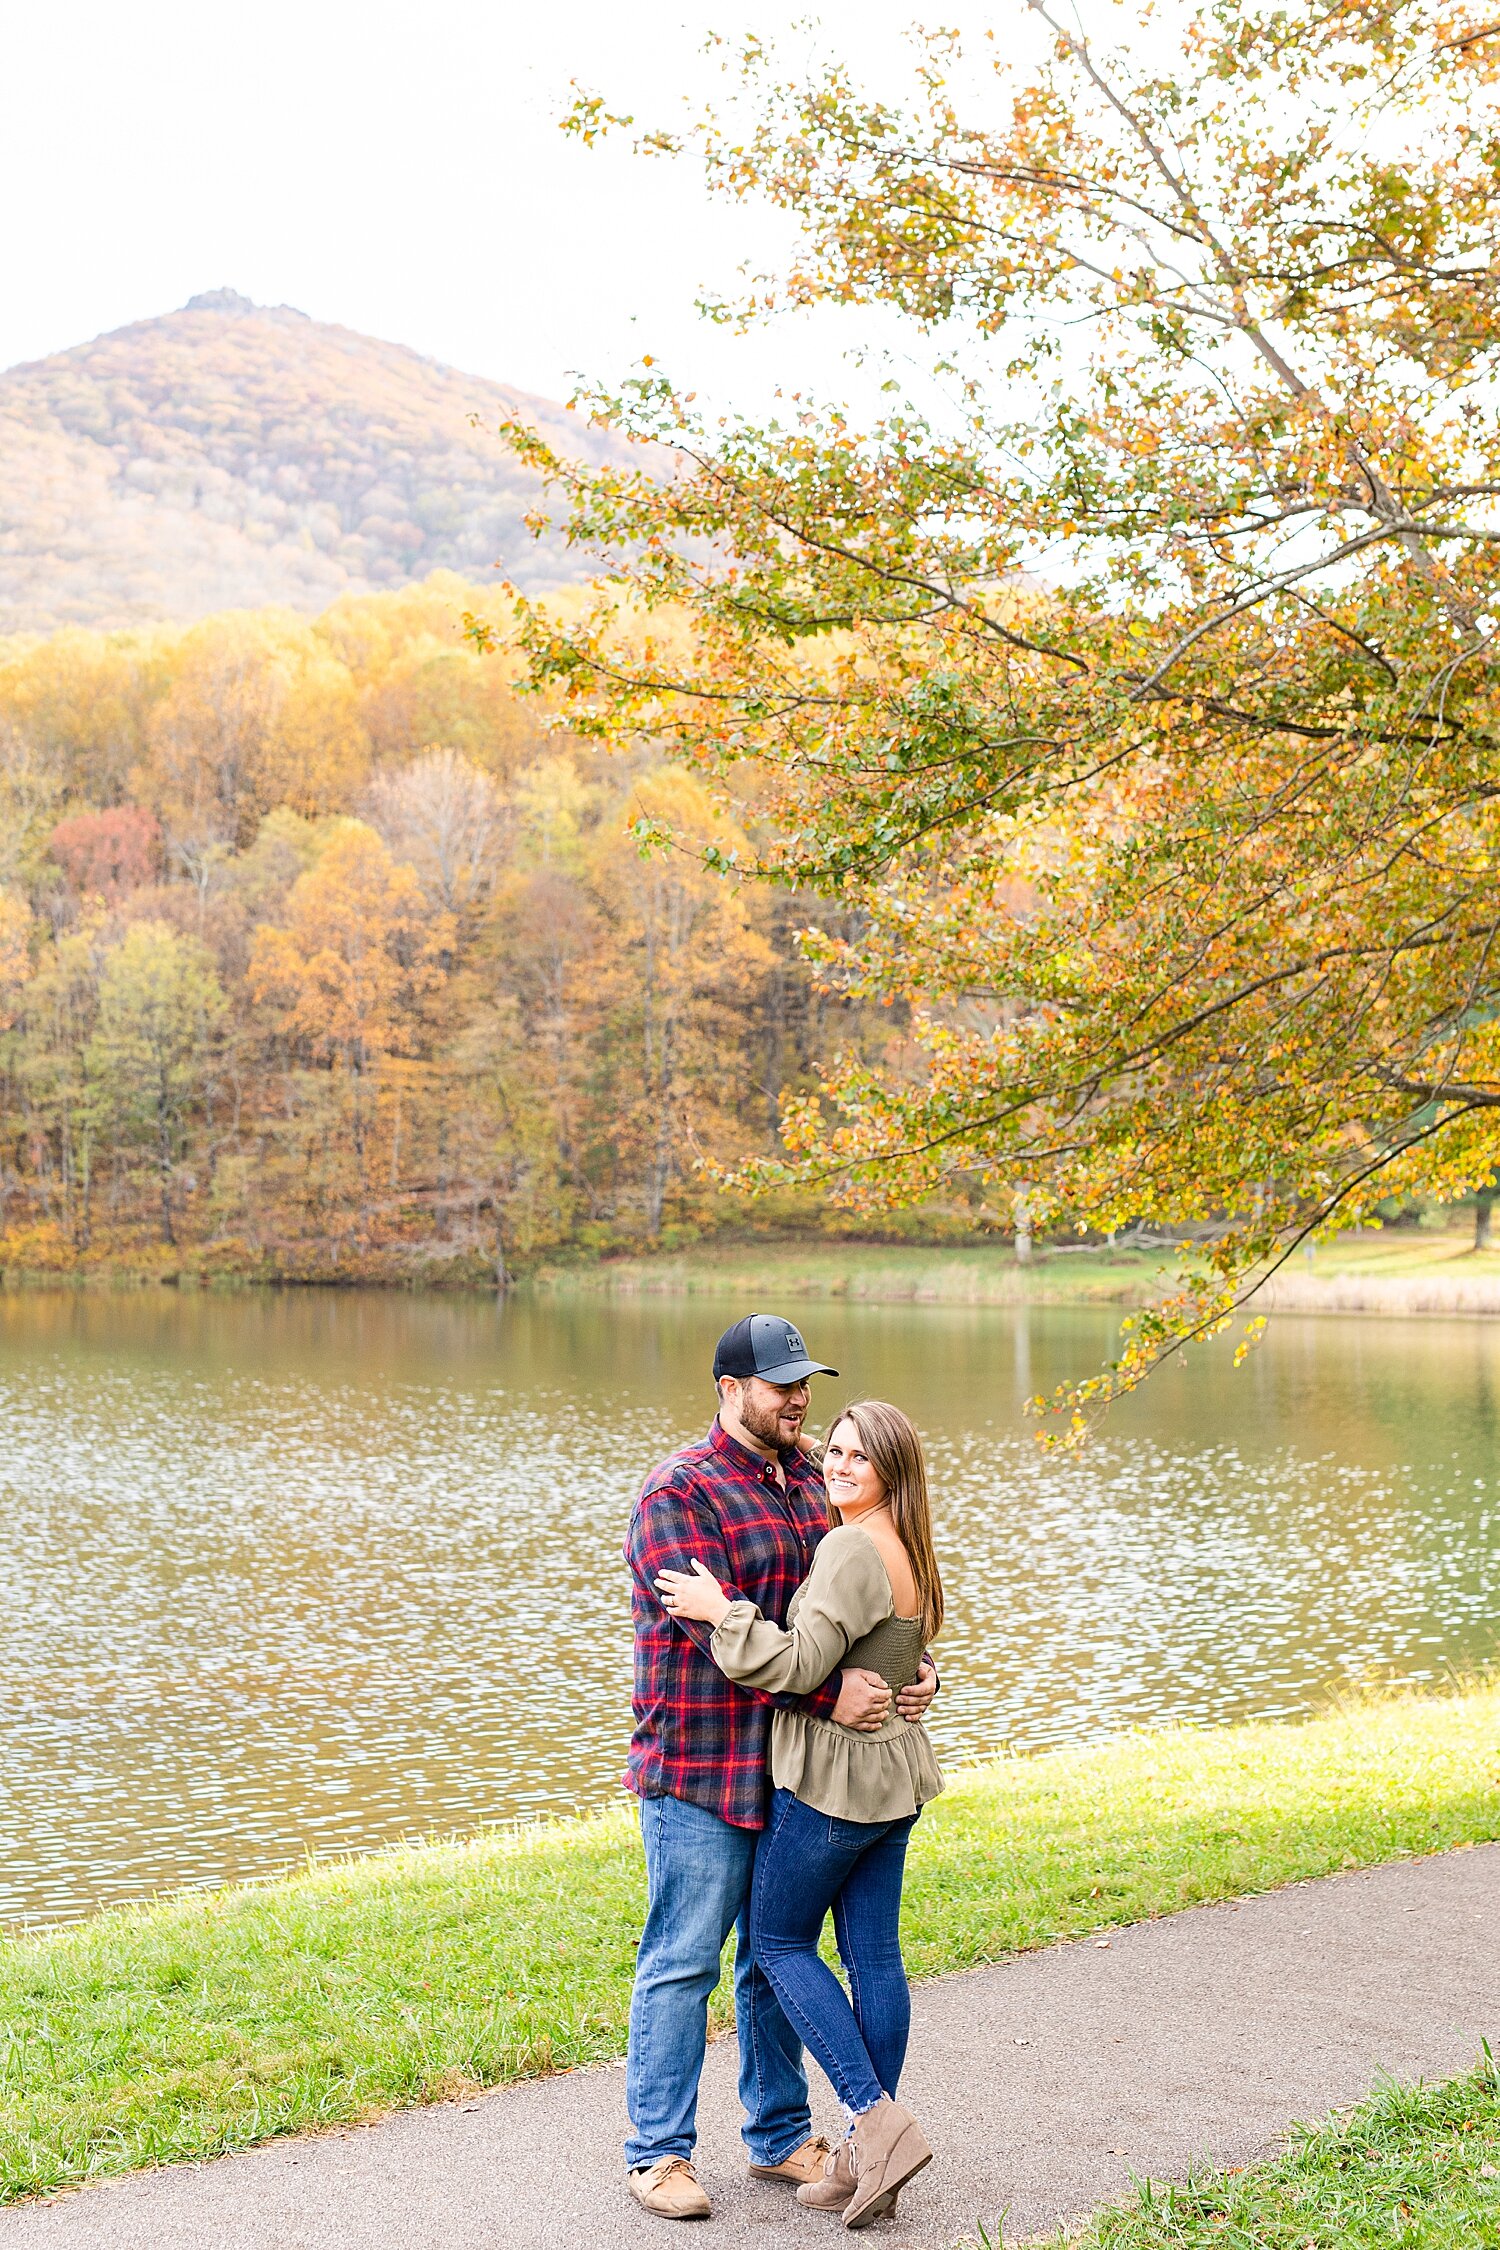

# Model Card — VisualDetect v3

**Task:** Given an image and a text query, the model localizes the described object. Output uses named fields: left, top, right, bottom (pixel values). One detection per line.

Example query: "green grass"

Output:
left=1031, top=2055, right=1500, bottom=2250
left=9, top=1219, right=1498, bottom=1312
left=530, top=1236, right=1160, bottom=1304
left=528, top=1223, right=1500, bottom=1311
left=3, top=1683, right=1498, bottom=2203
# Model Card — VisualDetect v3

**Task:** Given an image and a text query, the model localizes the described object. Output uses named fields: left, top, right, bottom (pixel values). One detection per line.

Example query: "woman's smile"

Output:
left=824, top=1422, right=887, bottom=1518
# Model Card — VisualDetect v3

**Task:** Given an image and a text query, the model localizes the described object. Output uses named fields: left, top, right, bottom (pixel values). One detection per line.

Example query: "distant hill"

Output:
left=0, top=290, right=620, bottom=634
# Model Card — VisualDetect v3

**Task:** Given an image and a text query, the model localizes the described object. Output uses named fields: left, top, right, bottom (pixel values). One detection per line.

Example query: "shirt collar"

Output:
left=709, top=1415, right=805, bottom=1482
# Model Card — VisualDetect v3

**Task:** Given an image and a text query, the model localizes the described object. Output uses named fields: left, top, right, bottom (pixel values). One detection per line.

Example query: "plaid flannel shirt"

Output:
left=624, top=1418, right=843, bottom=1829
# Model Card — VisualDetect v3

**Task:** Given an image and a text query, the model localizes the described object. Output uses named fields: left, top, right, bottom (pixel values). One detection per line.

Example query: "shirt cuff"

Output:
left=791, top=1673, right=842, bottom=1720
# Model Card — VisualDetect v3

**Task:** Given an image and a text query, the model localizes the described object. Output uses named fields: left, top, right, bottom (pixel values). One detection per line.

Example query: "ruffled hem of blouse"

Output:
left=768, top=1710, right=944, bottom=1822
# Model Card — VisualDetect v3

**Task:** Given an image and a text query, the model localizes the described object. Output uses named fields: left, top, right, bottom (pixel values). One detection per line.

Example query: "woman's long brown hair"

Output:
left=826, top=1399, right=944, bottom=1644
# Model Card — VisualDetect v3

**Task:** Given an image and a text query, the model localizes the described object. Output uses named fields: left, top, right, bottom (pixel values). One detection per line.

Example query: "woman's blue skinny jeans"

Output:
left=749, top=1785, right=920, bottom=2118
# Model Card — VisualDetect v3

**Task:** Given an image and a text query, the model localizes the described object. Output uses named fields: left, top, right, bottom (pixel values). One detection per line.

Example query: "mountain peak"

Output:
left=0, top=299, right=621, bottom=635
left=183, top=287, right=261, bottom=315
left=179, top=288, right=310, bottom=323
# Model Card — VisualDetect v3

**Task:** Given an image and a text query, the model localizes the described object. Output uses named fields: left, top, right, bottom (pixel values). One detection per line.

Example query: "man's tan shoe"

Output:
left=843, top=2097, right=932, bottom=2231
left=749, top=2134, right=832, bottom=2186
left=628, top=2157, right=712, bottom=2219
left=795, top=2136, right=856, bottom=2211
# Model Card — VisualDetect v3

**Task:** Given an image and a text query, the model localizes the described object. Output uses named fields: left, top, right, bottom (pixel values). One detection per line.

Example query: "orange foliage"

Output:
left=0, top=582, right=892, bottom=1277
left=249, top=826, right=450, bottom=1071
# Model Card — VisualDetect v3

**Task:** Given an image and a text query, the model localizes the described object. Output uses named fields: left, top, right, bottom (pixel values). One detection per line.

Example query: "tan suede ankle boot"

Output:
left=843, top=2097, right=933, bottom=2230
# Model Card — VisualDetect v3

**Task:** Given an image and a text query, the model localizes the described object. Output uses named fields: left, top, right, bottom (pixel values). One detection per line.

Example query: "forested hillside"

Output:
left=0, top=576, right=901, bottom=1282
left=0, top=292, right=622, bottom=634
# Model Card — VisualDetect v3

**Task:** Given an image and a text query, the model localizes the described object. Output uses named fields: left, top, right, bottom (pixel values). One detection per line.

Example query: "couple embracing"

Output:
left=624, top=1312, right=944, bottom=2229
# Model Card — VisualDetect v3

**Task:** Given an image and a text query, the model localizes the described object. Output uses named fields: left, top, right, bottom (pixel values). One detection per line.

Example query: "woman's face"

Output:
left=824, top=1418, right=886, bottom=1519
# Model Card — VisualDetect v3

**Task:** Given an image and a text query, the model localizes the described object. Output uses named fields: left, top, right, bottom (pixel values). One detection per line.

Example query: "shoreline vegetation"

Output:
left=529, top=1222, right=1500, bottom=1320
left=9, top=1221, right=1500, bottom=1320
left=4, top=1682, right=1498, bottom=2205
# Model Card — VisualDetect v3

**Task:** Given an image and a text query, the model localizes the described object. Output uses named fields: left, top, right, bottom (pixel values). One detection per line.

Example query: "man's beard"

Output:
left=740, top=1392, right=799, bottom=1452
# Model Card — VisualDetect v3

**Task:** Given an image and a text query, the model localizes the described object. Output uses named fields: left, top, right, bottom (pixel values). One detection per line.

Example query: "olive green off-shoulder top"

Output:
left=710, top=1522, right=943, bottom=1823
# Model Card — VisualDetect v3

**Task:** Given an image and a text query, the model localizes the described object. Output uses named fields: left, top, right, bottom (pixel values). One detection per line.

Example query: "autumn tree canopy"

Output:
left=501, top=0, right=1500, bottom=1415
left=0, top=579, right=893, bottom=1277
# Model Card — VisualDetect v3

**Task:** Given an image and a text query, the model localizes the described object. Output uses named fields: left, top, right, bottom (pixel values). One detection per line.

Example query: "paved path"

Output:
left=8, top=1846, right=1497, bottom=2249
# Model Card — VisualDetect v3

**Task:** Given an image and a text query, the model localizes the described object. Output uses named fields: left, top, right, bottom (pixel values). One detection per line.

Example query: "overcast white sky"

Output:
left=5, top=1, right=1036, bottom=415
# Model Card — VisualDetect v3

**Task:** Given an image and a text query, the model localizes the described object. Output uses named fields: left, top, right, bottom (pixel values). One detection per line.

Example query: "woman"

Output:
left=656, top=1398, right=944, bottom=2231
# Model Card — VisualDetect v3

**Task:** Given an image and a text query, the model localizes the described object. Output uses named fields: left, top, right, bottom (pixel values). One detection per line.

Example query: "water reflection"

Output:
left=0, top=1288, right=1495, bottom=1926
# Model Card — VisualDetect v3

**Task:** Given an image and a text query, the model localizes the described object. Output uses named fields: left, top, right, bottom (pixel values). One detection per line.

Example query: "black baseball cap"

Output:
left=712, top=1312, right=838, bottom=1387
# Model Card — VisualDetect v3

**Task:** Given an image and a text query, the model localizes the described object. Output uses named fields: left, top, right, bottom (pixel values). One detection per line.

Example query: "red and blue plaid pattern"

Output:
left=625, top=1418, right=841, bottom=1829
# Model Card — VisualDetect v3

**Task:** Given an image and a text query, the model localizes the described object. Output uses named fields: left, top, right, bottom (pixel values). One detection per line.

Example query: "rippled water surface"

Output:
left=2, top=1287, right=1496, bottom=1924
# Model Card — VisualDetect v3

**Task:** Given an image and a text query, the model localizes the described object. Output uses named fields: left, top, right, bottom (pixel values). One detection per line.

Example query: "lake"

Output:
left=1, top=1286, right=1496, bottom=1926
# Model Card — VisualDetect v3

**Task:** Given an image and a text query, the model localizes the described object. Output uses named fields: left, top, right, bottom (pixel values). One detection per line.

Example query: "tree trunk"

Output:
left=1014, top=1188, right=1032, bottom=1265
left=77, top=1131, right=92, bottom=1253
left=1477, top=1185, right=1495, bottom=1250
left=640, top=903, right=674, bottom=1239
left=646, top=1029, right=674, bottom=1239
left=154, top=1077, right=178, bottom=1246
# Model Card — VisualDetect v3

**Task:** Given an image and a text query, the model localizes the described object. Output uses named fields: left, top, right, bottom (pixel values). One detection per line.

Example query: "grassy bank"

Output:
left=4, top=1684, right=1499, bottom=2203
left=1045, top=2057, right=1500, bottom=2250
left=531, top=1224, right=1500, bottom=1315
left=532, top=1238, right=1157, bottom=1305
left=8, top=1220, right=1500, bottom=1315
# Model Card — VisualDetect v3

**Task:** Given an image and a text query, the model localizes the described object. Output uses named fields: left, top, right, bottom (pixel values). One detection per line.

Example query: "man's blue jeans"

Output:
left=625, top=1792, right=812, bottom=2172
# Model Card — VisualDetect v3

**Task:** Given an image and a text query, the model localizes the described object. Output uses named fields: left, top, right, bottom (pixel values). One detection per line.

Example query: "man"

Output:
left=623, top=1312, right=938, bottom=2220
